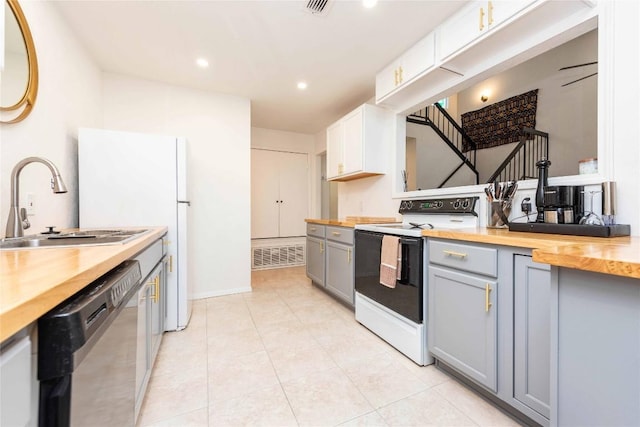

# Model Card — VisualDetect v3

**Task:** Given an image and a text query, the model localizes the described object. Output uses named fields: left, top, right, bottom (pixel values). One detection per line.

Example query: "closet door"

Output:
left=251, top=149, right=281, bottom=238
left=278, top=152, right=308, bottom=237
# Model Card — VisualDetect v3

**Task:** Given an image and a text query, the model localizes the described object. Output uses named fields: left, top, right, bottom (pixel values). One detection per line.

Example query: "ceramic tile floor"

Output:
left=137, top=266, right=522, bottom=427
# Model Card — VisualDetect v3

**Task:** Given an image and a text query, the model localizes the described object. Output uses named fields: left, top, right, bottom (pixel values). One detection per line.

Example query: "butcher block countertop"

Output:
left=421, top=227, right=640, bottom=279
left=0, top=226, right=168, bottom=342
left=305, top=217, right=398, bottom=228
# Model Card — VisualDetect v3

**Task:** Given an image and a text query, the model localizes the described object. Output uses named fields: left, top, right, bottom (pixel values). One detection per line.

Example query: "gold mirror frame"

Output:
left=1, top=0, right=38, bottom=124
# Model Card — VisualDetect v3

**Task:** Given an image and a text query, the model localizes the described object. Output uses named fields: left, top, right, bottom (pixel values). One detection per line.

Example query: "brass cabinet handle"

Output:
left=169, top=255, right=173, bottom=273
left=398, top=66, right=403, bottom=84
left=485, top=283, right=492, bottom=312
left=320, top=242, right=324, bottom=253
left=332, top=231, right=341, bottom=236
left=443, top=250, right=467, bottom=258
left=310, top=227, right=316, bottom=232
left=347, top=248, right=352, bottom=263
left=338, top=163, right=344, bottom=174
left=148, top=276, right=160, bottom=303
left=479, top=6, right=485, bottom=31
left=488, top=1, right=494, bottom=25
left=394, top=68, right=399, bottom=86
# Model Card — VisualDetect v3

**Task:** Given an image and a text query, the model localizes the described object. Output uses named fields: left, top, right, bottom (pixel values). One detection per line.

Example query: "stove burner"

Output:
left=409, top=222, right=434, bottom=229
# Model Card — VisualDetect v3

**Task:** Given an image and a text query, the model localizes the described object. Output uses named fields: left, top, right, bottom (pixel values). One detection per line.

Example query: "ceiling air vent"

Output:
left=304, top=0, right=332, bottom=16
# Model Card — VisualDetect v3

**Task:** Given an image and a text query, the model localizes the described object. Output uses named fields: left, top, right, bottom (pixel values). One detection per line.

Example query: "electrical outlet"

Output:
left=26, top=193, right=35, bottom=215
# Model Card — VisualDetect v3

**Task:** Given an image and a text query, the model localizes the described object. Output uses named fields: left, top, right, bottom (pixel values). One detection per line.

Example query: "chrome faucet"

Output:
left=5, top=157, right=68, bottom=238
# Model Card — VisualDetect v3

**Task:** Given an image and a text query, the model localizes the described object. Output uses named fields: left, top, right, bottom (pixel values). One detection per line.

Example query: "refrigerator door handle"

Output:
left=177, top=200, right=191, bottom=206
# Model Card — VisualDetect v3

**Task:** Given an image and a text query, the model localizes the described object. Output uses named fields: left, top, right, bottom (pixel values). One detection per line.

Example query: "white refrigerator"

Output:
left=78, top=127, right=192, bottom=331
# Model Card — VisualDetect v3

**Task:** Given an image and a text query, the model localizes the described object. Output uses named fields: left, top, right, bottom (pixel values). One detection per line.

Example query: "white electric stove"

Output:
left=354, top=197, right=479, bottom=365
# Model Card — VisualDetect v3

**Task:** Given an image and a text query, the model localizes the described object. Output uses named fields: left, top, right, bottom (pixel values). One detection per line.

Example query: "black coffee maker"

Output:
left=542, top=186, right=583, bottom=224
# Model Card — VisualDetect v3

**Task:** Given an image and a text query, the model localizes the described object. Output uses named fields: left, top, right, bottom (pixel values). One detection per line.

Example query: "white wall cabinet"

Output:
left=376, top=0, right=596, bottom=112
left=326, top=104, right=393, bottom=182
left=376, top=33, right=436, bottom=103
left=438, top=1, right=534, bottom=61
left=251, top=149, right=308, bottom=238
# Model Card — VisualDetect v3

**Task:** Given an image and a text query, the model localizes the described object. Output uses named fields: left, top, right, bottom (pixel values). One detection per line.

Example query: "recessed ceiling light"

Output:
left=363, top=0, right=377, bottom=9
left=297, top=81, right=308, bottom=90
left=196, top=58, right=209, bottom=68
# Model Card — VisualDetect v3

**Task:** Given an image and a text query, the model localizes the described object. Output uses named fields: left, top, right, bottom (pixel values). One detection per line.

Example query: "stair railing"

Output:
left=407, top=103, right=479, bottom=187
left=486, top=128, right=549, bottom=183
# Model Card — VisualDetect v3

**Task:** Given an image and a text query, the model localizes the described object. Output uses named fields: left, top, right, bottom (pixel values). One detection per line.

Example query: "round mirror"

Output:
left=1, top=0, right=38, bottom=124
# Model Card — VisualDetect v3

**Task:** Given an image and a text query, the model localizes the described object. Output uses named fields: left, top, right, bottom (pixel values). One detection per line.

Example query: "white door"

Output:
left=251, top=149, right=281, bottom=238
left=279, top=152, right=308, bottom=237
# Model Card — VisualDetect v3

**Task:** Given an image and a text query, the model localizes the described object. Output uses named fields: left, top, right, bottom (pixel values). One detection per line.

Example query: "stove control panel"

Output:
left=398, top=197, right=478, bottom=215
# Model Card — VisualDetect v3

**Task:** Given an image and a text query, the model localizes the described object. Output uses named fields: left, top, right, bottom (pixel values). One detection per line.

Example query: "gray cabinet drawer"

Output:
left=326, top=226, right=354, bottom=245
left=306, top=223, right=325, bottom=238
left=429, top=239, right=497, bottom=277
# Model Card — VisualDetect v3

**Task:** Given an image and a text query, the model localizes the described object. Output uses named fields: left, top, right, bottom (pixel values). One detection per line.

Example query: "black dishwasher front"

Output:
left=38, top=260, right=142, bottom=427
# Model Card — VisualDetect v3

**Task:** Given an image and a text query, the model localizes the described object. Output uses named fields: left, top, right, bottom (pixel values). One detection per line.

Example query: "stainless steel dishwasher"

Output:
left=37, top=240, right=163, bottom=427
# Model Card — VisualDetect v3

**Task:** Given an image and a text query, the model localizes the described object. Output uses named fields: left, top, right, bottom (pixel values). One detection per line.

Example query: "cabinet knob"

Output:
left=479, top=6, right=485, bottom=31
left=332, top=231, right=341, bottom=236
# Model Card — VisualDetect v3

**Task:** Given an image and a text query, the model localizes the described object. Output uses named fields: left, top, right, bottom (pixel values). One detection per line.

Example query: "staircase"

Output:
left=486, top=128, right=549, bottom=183
left=408, top=104, right=550, bottom=186
left=407, top=103, right=479, bottom=188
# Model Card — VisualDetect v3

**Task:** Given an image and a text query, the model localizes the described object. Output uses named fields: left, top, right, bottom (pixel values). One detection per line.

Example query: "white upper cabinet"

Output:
left=439, top=1, right=535, bottom=61
left=376, top=33, right=436, bottom=103
left=326, top=104, right=393, bottom=182
left=375, top=0, right=597, bottom=112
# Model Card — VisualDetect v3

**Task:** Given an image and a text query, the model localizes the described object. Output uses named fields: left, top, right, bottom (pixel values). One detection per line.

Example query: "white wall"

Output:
left=102, top=73, right=252, bottom=299
left=0, top=1, right=102, bottom=235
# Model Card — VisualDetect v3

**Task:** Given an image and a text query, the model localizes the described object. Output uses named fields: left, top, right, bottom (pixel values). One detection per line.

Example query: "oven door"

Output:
left=354, top=230, right=423, bottom=323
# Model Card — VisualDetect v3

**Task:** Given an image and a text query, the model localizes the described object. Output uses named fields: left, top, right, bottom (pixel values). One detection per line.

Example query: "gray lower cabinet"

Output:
left=428, top=265, right=498, bottom=392
left=325, top=240, right=354, bottom=305
left=306, top=223, right=326, bottom=286
left=514, top=255, right=551, bottom=420
left=429, top=239, right=551, bottom=426
left=305, top=223, right=354, bottom=306
left=306, top=236, right=325, bottom=285
left=552, top=268, right=640, bottom=426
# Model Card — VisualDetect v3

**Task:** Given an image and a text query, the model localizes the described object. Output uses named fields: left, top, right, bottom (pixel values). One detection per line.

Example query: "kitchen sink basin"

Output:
left=0, top=229, right=149, bottom=250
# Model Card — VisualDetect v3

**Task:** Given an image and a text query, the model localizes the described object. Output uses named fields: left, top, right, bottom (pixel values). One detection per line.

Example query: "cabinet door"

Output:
left=489, top=1, right=534, bottom=30
left=439, top=0, right=534, bottom=60
left=342, top=108, right=364, bottom=175
left=514, top=255, right=551, bottom=419
left=150, top=260, right=166, bottom=362
left=306, top=236, right=325, bottom=286
left=279, top=152, right=308, bottom=237
left=438, top=2, right=485, bottom=60
left=428, top=265, right=497, bottom=392
left=251, top=149, right=281, bottom=238
left=325, top=241, right=354, bottom=305
left=402, top=32, right=436, bottom=85
left=326, top=122, right=344, bottom=179
left=376, top=60, right=402, bottom=102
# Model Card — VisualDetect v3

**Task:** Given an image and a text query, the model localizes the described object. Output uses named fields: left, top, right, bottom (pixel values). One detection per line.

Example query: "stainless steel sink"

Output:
left=0, top=229, right=149, bottom=250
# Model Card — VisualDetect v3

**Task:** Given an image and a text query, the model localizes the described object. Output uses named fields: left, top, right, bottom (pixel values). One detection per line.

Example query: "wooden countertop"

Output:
left=0, top=226, right=168, bottom=342
left=420, top=227, right=640, bottom=279
left=305, top=217, right=398, bottom=228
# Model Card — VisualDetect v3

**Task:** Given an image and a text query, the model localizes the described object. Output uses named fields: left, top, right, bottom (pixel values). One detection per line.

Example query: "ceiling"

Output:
left=52, top=0, right=466, bottom=134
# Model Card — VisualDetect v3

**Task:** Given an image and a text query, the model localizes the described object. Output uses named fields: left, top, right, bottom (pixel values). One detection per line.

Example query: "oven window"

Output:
left=354, top=230, right=423, bottom=323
